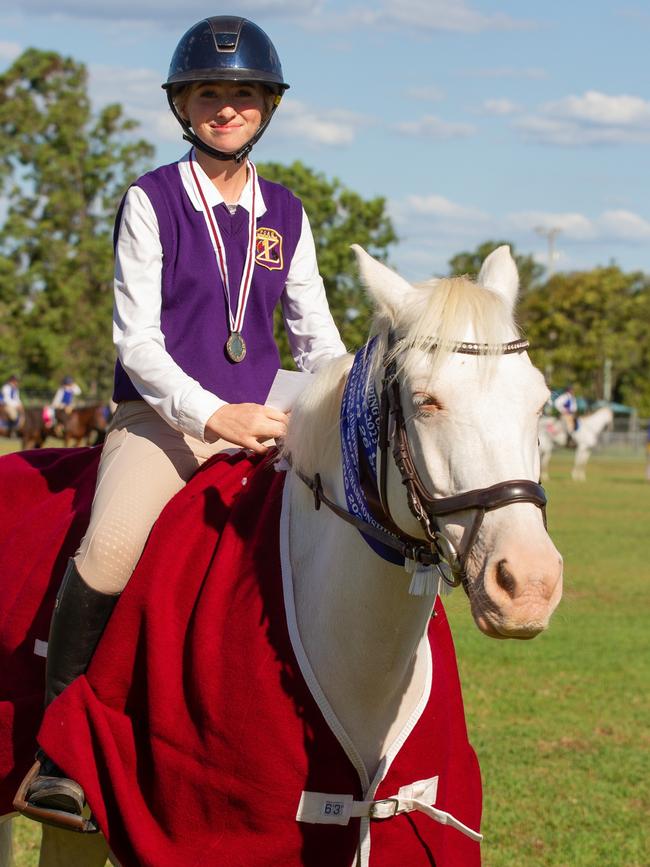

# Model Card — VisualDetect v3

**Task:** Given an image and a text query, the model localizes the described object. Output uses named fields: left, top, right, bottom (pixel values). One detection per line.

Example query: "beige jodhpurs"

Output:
left=74, top=401, right=237, bottom=594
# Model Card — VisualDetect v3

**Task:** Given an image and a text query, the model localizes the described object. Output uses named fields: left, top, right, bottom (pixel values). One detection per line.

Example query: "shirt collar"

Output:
left=178, top=149, right=267, bottom=217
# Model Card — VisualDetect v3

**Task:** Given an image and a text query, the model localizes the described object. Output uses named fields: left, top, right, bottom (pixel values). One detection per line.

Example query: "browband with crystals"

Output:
left=394, top=337, right=529, bottom=356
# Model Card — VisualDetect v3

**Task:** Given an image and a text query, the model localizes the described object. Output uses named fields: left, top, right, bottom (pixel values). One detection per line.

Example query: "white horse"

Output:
left=538, top=406, right=613, bottom=481
left=4, top=245, right=563, bottom=867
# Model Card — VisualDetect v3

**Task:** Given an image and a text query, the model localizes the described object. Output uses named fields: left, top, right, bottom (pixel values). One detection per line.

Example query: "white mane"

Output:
left=283, top=271, right=521, bottom=478
left=282, top=353, right=353, bottom=478
left=371, top=274, right=521, bottom=385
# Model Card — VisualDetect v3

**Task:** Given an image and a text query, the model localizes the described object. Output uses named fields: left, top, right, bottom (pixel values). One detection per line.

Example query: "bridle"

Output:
left=297, top=330, right=547, bottom=595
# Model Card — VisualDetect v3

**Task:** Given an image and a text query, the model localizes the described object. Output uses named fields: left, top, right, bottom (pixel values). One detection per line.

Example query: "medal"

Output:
left=189, top=152, right=258, bottom=364
left=225, top=331, right=247, bottom=363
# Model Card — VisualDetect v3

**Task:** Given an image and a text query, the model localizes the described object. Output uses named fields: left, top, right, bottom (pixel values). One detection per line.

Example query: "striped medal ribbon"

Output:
left=189, top=151, right=258, bottom=363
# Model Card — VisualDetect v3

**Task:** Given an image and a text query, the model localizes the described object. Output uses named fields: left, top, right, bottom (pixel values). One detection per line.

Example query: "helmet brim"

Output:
left=162, top=69, right=289, bottom=93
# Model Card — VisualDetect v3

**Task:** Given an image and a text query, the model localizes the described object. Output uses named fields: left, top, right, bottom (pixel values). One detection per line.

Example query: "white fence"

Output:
left=600, top=416, right=648, bottom=452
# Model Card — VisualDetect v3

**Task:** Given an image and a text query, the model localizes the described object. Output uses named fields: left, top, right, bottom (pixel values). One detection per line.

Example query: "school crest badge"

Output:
left=255, top=227, right=283, bottom=271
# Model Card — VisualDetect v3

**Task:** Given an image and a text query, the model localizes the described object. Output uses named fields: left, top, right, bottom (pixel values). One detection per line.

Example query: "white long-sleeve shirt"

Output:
left=554, top=391, right=577, bottom=415
left=52, top=383, right=82, bottom=409
left=113, top=152, right=346, bottom=441
left=1, top=383, right=21, bottom=409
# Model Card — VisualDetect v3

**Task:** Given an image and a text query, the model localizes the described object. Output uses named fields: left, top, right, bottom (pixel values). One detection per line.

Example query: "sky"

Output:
left=2, top=0, right=650, bottom=281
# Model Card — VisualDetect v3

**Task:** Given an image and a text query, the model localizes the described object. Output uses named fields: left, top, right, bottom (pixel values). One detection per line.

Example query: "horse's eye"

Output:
left=413, top=393, right=442, bottom=412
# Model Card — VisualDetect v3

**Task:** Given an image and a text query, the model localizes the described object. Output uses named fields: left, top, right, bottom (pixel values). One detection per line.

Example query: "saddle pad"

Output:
left=1, top=447, right=481, bottom=865
left=0, top=446, right=101, bottom=813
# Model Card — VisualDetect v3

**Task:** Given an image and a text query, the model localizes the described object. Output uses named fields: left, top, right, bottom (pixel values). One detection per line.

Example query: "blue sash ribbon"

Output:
left=340, top=338, right=404, bottom=566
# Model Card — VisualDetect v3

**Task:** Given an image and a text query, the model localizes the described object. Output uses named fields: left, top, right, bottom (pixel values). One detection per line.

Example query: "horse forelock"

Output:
left=283, top=275, right=521, bottom=476
left=368, top=274, right=521, bottom=386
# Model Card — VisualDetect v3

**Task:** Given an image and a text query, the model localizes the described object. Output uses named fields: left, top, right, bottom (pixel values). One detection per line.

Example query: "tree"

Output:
left=519, top=266, right=650, bottom=412
left=448, top=240, right=544, bottom=296
left=0, top=49, right=154, bottom=397
left=256, top=161, right=397, bottom=362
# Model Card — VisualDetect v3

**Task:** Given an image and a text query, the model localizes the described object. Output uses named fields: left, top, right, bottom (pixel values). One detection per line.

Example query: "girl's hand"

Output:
left=204, top=403, right=289, bottom=453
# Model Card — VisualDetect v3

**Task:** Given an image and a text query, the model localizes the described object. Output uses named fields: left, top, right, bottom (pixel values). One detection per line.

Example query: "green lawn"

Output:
left=0, top=438, right=61, bottom=456
left=446, top=450, right=650, bottom=866
left=7, top=446, right=650, bottom=865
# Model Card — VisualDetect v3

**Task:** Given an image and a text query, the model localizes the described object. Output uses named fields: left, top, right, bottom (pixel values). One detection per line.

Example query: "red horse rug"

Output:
left=0, top=447, right=482, bottom=866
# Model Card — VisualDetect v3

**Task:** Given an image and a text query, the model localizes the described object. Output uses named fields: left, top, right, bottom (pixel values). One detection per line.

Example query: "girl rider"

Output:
left=16, top=15, right=345, bottom=830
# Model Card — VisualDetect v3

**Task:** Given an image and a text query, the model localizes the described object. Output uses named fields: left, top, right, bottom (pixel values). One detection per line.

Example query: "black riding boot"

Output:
left=13, top=559, right=118, bottom=832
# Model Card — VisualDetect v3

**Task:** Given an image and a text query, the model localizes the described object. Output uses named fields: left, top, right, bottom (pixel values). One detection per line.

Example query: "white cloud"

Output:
left=507, top=209, right=650, bottom=243
left=481, top=98, right=520, bottom=116
left=598, top=210, right=650, bottom=241
left=546, top=91, right=650, bottom=127
left=357, top=0, right=536, bottom=34
left=390, top=195, right=650, bottom=279
left=0, top=41, right=21, bottom=62
left=406, top=194, right=487, bottom=222
left=389, top=194, right=488, bottom=258
left=508, top=211, right=597, bottom=241
left=12, top=0, right=315, bottom=24
left=394, top=114, right=475, bottom=140
left=12, top=0, right=534, bottom=34
left=617, top=6, right=650, bottom=27
left=388, top=198, right=650, bottom=282
left=272, top=99, right=370, bottom=146
left=405, top=85, right=445, bottom=103
left=516, top=90, right=650, bottom=145
left=461, top=67, right=548, bottom=80
left=88, top=65, right=178, bottom=142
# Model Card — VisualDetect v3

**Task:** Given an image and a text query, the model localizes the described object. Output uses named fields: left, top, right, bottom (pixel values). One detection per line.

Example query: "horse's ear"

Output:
left=477, top=245, right=519, bottom=310
left=351, top=244, right=414, bottom=321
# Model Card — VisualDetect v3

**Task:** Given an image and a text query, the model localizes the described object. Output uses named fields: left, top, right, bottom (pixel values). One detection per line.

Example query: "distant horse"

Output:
left=52, top=405, right=110, bottom=448
left=19, top=407, right=51, bottom=450
left=17, top=405, right=110, bottom=450
left=538, top=406, right=614, bottom=481
left=1, top=245, right=563, bottom=867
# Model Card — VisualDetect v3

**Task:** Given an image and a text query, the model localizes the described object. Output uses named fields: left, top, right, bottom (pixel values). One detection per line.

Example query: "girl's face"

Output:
left=180, top=81, right=268, bottom=156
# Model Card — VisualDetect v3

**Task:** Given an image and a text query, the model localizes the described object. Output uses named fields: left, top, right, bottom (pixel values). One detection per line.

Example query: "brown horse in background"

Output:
left=19, top=405, right=111, bottom=450
left=19, top=408, right=49, bottom=449
left=53, top=405, right=110, bottom=447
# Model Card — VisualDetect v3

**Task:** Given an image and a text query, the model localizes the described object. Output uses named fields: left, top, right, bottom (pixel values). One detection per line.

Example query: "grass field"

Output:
left=6, top=444, right=650, bottom=865
left=446, top=449, right=650, bottom=866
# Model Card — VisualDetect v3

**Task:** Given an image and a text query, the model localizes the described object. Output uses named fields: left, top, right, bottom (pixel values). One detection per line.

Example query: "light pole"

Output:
left=535, top=226, right=562, bottom=276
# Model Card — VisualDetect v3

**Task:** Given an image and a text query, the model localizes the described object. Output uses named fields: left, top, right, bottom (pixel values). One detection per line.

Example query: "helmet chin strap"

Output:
left=168, top=90, right=281, bottom=164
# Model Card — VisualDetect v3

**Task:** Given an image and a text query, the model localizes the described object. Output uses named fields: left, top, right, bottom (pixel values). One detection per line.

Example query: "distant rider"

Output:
left=51, top=376, right=82, bottom=414
left=1, top=375, right=23, bottom=437
left=554, top=385, right=578, bottom=445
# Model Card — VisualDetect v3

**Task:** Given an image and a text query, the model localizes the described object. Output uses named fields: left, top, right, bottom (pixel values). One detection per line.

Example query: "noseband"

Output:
left=297, top=331, right=547, bottom=595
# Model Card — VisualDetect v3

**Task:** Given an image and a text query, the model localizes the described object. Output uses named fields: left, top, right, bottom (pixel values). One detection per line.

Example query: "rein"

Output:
left=296, top=331, right=547, bottom=595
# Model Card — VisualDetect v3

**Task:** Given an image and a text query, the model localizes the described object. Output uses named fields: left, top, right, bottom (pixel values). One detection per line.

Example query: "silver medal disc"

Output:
left=226, top=332, right=247, bottom=363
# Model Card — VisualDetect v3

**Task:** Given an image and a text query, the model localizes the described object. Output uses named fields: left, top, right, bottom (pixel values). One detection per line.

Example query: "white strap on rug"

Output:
left=296, top=776, right=482, bottom=842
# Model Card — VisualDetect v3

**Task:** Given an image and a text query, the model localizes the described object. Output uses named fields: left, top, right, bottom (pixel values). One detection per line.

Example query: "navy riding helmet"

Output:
left=162, top=16, right=290, bottom=163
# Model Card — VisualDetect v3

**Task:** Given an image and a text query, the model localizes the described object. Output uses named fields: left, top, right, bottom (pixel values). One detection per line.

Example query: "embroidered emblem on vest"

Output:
left=256, top=227, right=284, bottom=271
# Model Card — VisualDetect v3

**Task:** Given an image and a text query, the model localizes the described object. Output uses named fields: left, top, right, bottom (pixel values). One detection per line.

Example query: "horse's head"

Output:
left=354, top=244, right=563, bottom=639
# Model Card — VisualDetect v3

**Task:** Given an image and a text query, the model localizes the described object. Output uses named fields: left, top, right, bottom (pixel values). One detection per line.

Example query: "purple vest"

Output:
left=112, top=161, right=303, bottom=405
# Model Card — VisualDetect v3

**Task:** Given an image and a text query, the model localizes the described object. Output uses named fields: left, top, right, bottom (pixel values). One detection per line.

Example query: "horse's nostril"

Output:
left=495, top=559, right=516, bottom=597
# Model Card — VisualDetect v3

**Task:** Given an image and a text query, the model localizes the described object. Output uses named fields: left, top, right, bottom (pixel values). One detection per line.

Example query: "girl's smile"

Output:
left=181, top=82, right=267, bottom=156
